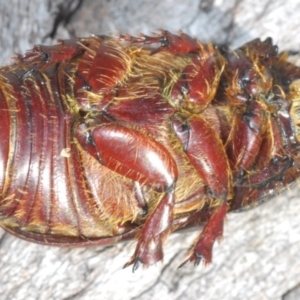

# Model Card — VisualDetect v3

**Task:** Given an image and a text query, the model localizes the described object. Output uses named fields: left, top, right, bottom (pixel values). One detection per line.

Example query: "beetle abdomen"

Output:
left=0, top=59, right=124, bottom=238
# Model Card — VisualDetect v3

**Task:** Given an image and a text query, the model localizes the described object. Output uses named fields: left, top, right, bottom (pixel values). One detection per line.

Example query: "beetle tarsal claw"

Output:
left=132, top=259, right=141, bottom=273
left=194, top=253, right=204, bottom=266
left=177, top=252, right=205, bottom=269
left=123, top=257, right=141, bottom=272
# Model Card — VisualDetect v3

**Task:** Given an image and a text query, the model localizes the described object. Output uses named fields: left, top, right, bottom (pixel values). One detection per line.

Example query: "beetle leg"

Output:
left=74, top=37, right=130, bottom=95
left=71, top=37, right=131, bottom=110
left=75, top=122, right=178, bottom=269
left=230, top=160, right=296, bottom=211
left=224, top=41, right=273, bottom=107
left=229, top=152, right=292, bottom=212
left=229, top=98, right=296, bottom=209
left=178, top=201, right=227, bottom=267
left=172, top=113, right=230, bottom=199
left=226, top=100, right=268, bottom=180
left=172, top=113, right=231, bottom=265
left=124, top=191, right=175, bottom=271
left=17, top=39, right=85, bottom=69
left=120, top=30, right=206, bottom=55
left=238, top=157, right=293, bottom=189
left=238, top=37, right=278, bottom=65
left=170, top=54, right=223, bottom=112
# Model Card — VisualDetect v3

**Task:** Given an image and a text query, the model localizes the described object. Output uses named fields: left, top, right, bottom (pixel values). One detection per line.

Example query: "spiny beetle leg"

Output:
left=119, top=30, right=203, bottom=55
left=124, top=190, right=175, bottom=271
left=17, top=39, right=84, bottom=69
left=227, top=100, right=267, bottom=179
left=76, top=122, right=178, bottom=269
left=172, top=113, right=230, bottom=199
left=237, top=157, right=293, bottom=188
left=239, top=37, right=278, bottom=65
left=75, top=37, right=130, bottom=94
left=172, top=113, right=230, bottom=266
left=178, top=201, right=227, bottom=268
left=171, top=54, right=223, bottom=112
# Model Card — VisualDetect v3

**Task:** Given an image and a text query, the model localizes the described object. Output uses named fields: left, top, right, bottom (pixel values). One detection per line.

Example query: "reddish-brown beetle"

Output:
left=0, top=31, right=300, bottom=271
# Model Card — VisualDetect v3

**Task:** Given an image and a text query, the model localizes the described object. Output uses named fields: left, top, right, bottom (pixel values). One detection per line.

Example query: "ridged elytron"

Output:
left=0, top=31, right=300, bottom=271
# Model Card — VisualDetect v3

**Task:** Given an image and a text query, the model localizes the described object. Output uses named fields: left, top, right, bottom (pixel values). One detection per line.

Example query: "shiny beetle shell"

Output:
left=0, top=31, right=300, bottom=271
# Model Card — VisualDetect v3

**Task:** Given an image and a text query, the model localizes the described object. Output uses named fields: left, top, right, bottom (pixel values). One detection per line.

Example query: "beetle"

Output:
left=0, top=31, right=300, bottom=271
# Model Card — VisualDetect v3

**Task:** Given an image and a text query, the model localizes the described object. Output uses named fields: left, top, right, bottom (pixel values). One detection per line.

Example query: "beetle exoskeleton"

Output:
left=0, top=31, right=300, bottom=271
